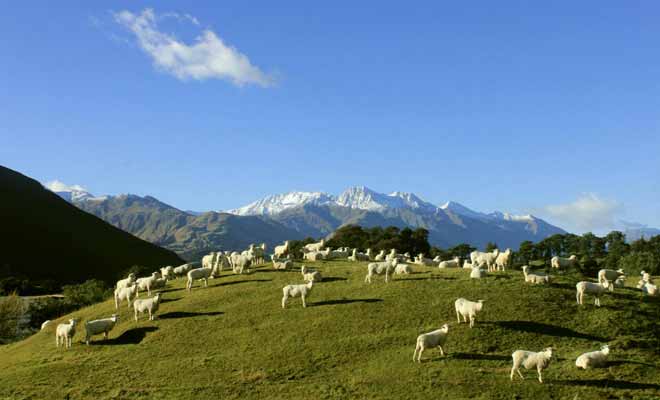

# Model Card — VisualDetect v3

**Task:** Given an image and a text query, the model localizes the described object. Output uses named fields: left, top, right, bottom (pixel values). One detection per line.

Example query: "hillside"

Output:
left=0, top=166, right=182, bottom=289
left=1, top=261, right=658, bottom=399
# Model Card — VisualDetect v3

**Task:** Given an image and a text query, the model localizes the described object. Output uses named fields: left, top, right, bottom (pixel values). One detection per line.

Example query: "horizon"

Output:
left=3, top=2, right=659, bottom=234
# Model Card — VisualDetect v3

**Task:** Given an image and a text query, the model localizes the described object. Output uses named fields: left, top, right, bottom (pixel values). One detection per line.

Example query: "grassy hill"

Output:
left=0, top=165, right=183, bottom=290
left=1, top=261, right=658, bottom=399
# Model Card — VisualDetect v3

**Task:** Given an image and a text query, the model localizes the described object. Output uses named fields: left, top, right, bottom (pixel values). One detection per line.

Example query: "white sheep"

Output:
left=116, top=273, right=136, bottom=290
left=374, top=250, right=386, bottom=261
left=274, top=240, right=290, bottom=258
left=613, top=275, right=626, bottom=288
left=385, top=249, right=398, bottom=262
left=133, top=293, right=161, bottom=321
left=414, top=253, right=434, bottom=266
left=186, top=267, right=213, bottom=291
left=470, top=249, right=499, bottom=271
left=114, top=283, right=138, bottom=309
left=210, top=253, right=231, bottom=277
left=439, top=257, right=461, bottom=269
left=272, top=258, right=292, bottom=270
left=55, top=318, right=78, bottom=349
left=328, top=248, right=349, bottom=260
left=348, top=248, right=369, bottom=262
left=136, top=272, right=160, bottom=297
left=365, top=248, right=374, bottom=260
left=304, top=239, right=326, bottom=253
left=494, top=248, right=512, bottom=271
left=394, top=263, right=412, bottom=275
left=575, top=345, right=610, bottom=369
left=301, top=265, right=322, bottom=282
left=304, top=251, right=326, bottom=261
left=598, top=268, right=624, bottom=291
left=41, top=320, right=51, bottom=330
left=173, top=263, right=193, bottom=278
left=637, top=280, right=658, bottom=296
left=510, top=347, right=553, bottom=383
left=160, top=266, right=174, bottom=280
left=412, top=324, right=449, bottom=362
left=84, top=314, right=119, bottom=345
left=365, top=260, right=397, bottom=283
left=249, top=243, right=267, bottom=264
left=576, top=280, right=609, bottom=306
left=462, top=261, right=473, bottom=269
left=522, top=265, right=550, bottom=285
left=470, top=266, right=486, bottom=279
left=202, top=252, right=218, bottom=270
left=551, top=255, right=577, bottom=270
left=454, top=298, right=484, bottom=328
left=230, top=253, right=253, bottom=274
left=640, top=270, right=652, bottom=283
left=282, top=281, right=314, bottom=308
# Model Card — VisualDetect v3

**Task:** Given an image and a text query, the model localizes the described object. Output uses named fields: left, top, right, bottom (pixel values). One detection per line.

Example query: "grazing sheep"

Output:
left=576, top=280, right=609, bottom=306
left=522, top=266, right=550, bottom=285
left=365, top=248, right=374, bottom=260
left=55, top=318, right=78, bottom=349
left=374, top=250, right=386, bottom=261
left=551, top=255, right=577, bottom=270
left=640, top=271, right=652, bottom=283
left=412, top=324, right=449, bottom=362
left=394, top=263, right=412, bottom=275
left=470, top=250, right=499, bottom=271
left=249, top=243, right=267, bottom=264
left=116, top=273, right=136, bottom=290
left=41, top=320, right=51, bottom=330
left=414, top=253, right=435, bottom=266
left=84, top=314, right=119, bottom=345
left=454, top=298, right=484, bottom=328
left=173, top=263, right=194, bottom=278
left=385, top=249, right=398, bottom=262
left=494, top=248, right=512, bottom=271
left=274, top=240, right=290, bottom=258
left=133, top=293, right=161, bottom=321
left=637, top=280, right=658, bottom=296
left=365, top=260, right=397, bottom=283
left=272, top=258, right=292, bottom=270
left=304, top=239, right=326, bottom=253
left=202, top=252, right=218, bottom=270
left=301, top=265, right=322, bottom=282
left=304, top=251, right=326, bottom=262
left=114, top=283, right=138, bottom=309
left=151, top=276, right=167, bottom=290
left=470, top=267, right=486, bottom=279
left=186, top=267, right=213, bottom=291
left=613, top=275, right=626, bottom=288
left=230, top=253, right=253, bottom=274
left=282, top=281, right=314, bottom=308
left=462, top=261, right=473, bottom=269
left=576, top=345, right=610, bottom=369
left=598, top=269, right=624, bottom=291
left=211, top=253, right=231, bottom=277
left=433, top=255, right=442, bottom=263
left=136, top=272, right=160, bottom=297
left=439, top=257, right=461, bottom=269
left=160, top=266, right=174, bottom=280
left=328, top=248, right=349, bottom=260
left=348, top=248, right=369, bottom=262
left=510, top=347, right=553, bottom=383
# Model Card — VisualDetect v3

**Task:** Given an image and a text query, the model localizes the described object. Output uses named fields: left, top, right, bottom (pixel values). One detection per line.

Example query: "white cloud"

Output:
left=113, top=8, right=273, bottom=87
left=44, top=180, right=87, bottom=193
left=541, top=193, right=622, bottom=233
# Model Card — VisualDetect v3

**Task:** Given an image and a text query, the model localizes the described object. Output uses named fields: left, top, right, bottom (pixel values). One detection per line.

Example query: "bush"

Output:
left=0, top=292, right=27, bottom=343
left=619, top=251, right=658, bottom=277
left=61, top=279, right=112, bottom=307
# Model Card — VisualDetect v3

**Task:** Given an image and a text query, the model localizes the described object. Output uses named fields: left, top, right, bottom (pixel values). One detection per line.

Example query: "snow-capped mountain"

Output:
left=43, top=180, right=106, bottom=202
left=226, top=191, right=335, bottom=216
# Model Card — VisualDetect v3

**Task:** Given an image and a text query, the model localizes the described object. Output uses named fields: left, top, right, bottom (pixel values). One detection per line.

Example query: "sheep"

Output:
left=282, top=281, right=314, bottom=308
left=374, top=250, right=386, bottom=261
left=470, top=249, right=499, bottom=271
left=133, top=293, right=161, bottom=321
left=494, top=248, right=512, bottom=271
left=470, top=266, right=486, bottom=279
left=272, top=258, right=292, bottom=270
left=598, top=268, right=625, bottom=291
left=41, top=320, right=51, bottom=330
left=84, top=314, right=119, bottom=345
left=173, top=263, right=194, bottom=277
left=576, top=280, right=609, bottom=306
left=301, top=265, right=322, bottom=282
left=551, top=255, right=578, bottom=270
left=327, top=248, right=349, bottom=260
left=385, top=249, right=398, bottom=262
left=186, top=267, right=213, bottom=291
left=576, top=345, right=610, bottom=369
left=640, top=270, right=652, bottom=283
left=230, top=253, right=253, bottom=274
left=510, top=347, right=553, bottom=383
left=202, top=252, right=218, bottom=270
left=365, top=248, right=374, bottom=260
left=348, top=248, right=369, bottom=262
left=151, top=276, right=167, bottom=290
left=249, top=243, right=267, bottom=264
left=414, top=253, right=434, bottom=266
left=304, top=239, right=326, bottom=253
left=454, top=298, right=484, bottom=328
left=412, top=324, right=449, bottom=362
left=462, top=261, right=473, bottom=269
left=521, top=265, right=550, bottom=285
left=637, top=280, right=658, bottom=296
left=439, top=257, right=461, bottom=269
left=365, top=260, right=397, bottom=283
left=160, top=266, right=174, bottom=280
left=55, top=318, right=78, bottom=349
left=211, top=253, right=231, bottom=277
left=613, top=275, right=626, bottom=288
left=274, top=240, right=290, bottom=258
left=136, top=272, right=160, bottom=297
left=114, top=283, right=138, bottom=309
left=394, top=263, right=412, bottom=275
left=116, top=273, right=136, bottom=290
left=304, top=251, right=326, bottom=262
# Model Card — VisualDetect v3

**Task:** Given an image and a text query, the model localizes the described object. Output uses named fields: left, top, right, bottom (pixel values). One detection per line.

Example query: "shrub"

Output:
left=61, top=279, right=111, bottom=307
left=0, top=292, right=27, bottom=343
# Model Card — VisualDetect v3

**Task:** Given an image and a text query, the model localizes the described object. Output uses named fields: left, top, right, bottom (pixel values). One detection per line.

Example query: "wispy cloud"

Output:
left=112, top=8, right=273, bottom=87
left=44, top=180, right=87, bottom=193
left=539, top=193, right=622, bottom=233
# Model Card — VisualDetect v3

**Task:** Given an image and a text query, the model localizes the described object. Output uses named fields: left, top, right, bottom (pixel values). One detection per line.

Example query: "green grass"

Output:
left=1, top=261, right=659, bottom=400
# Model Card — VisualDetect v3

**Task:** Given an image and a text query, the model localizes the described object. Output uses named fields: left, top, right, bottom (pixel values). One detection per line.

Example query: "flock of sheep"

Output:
left=48, top=238, right=657, bottom=384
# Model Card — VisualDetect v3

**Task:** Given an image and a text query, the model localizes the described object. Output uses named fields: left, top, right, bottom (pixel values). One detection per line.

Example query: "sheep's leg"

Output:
left=385, top=270, right=389, bottom=283
left=456, top=309, right=461, bottom=324
left=510, top=366, right=516, bottom=381
left=412, top=345, right=418, bottom=362
left=114, top=295, right=119, bottom=310
left=595, top=296, right=600, bottom=307
left=438, top=345, right=445, bottom=356
left=469, top=316, right=474, bottom=328
left=537, top=368, right=543, bottom=383
left=302, top=295, right=307, bottom=308
left=517, top=368, right=524, bottom=379
left=204, top=278, right=208, bottom=287
left=104, top=331, right=108, bottom=340
left=576, top=292, right=581, bottom=305
left=56, top=336, right=59, bottom=348
left=281, top=295, right=287, bottom=309
left=365, top=273, right=370, bottom=284
left=134, top=311, right=139, bottom=322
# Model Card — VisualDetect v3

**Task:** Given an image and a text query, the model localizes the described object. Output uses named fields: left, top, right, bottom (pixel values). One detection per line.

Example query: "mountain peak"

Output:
left=44, top=180, right=105, bottom=202
left=226, top=191, right=334, bottom=216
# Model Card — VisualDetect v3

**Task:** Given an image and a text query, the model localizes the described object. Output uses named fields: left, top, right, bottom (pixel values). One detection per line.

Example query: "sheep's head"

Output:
left=569, top=255, right=577, bottom=260
left=601, top=345, right=610, bottom=355
left=543, top=347, right=553, bottom=358
left=453, top=256, right=460, bottom=263
left=440, top=324, right=449, bottom=332
left=128, top=273, right=136, bottom=280
left=522, top=265, right=529, bottom=272
left=112, top=314, right=119, bottom=322
left=617, top=269, right=624, bottom=274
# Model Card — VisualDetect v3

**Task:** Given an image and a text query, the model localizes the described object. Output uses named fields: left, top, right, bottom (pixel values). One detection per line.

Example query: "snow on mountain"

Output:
left=440, top=201, right=489, bottom=220
left=44, top=180, right=106, bottom=202
left=226, top=191, right=335, bottom=216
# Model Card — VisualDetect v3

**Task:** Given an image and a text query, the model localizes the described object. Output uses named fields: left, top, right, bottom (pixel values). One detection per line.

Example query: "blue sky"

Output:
left=1, top=1, right=658, bottom=233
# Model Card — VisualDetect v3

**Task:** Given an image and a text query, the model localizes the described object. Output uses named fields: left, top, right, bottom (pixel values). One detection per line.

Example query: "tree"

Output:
left=485, top=242, right=498, bottom=252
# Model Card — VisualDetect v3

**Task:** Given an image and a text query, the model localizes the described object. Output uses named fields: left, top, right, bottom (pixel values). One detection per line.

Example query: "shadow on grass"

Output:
left=451, top=352, right=509, bottom=361
left=549, top=283, right=576, bottom=290
left=216, top=279, right=272, bottom=287
left=160, top=298, right=181, bottom=304
left=489, top=321, right=608, bottom=341
left=322, top=277, right=348, bottom=282
left=607, top=360, right=658, bottom=368
left=557, top=379, right=660, bottom=390
left=94, top=327, right=158, bottom=345
left=159, top=311, right=223, bottom=319
left=313, top=298, right=383, bottom=307
left=402, top=276, right=455, bottom=281
left=158, top=287, right=184, bottom=294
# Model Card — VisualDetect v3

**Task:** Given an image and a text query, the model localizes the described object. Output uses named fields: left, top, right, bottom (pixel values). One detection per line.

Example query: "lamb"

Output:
left=301, top=265, right=322, bottom=282
left=510, top=347, right=553, bottom=383
left=414, top=253, right=434, bottom=266
left=394, top=263, right=412, bottom=275
left=374, top=250, right=386, bottom=261
left=133, top=293, right=161, bottom=321
left=272, top=258, right=292, bottom=270
left=470, top=266, right=486, bottom=279
left=304, top=239, right=326, bottom=253
left=598, top=268, right=625, bottom=291
left=637, top=280, right=658, bottom=296
left=116, top=273, right=136, bottom=290
left=470, top=249, right=499, bottom=271
left=282, top=281, right=314, bottom=308
left=454, top=298, right=484, bottom=328
left=365, top=260, right=397, bottom=283
left=186, top=267, right=213, bottom=291
left=84, top=314, right=119, bottom=345
left=576, top=345, right=610, bottom=369
left=160, top=266, right=174, bottom=280
left=348, top=248, right=369, bottom=262
left=494, top=248, right=512, bottom=271
left=274, top=240, right=290, bottom=258
left=173, top=263, right=194, bottom=277
left=230, top=253, right=253, bottom=274
left=136, top=272, right=160, bottom=297
left=551, top=255, right=578, bottom=270
left=114, top=283, right=138, bottom=309
left=439, top=257, right=461, bottom=269
left=41, top=320, right=51, bottom=330
left=576, top=280, right=609, bottom=306
left=55, top=318, right=78, bottom=349
left=522, top=265, right=550, bottom=285
left=412, top=324, right=449, bottom=362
